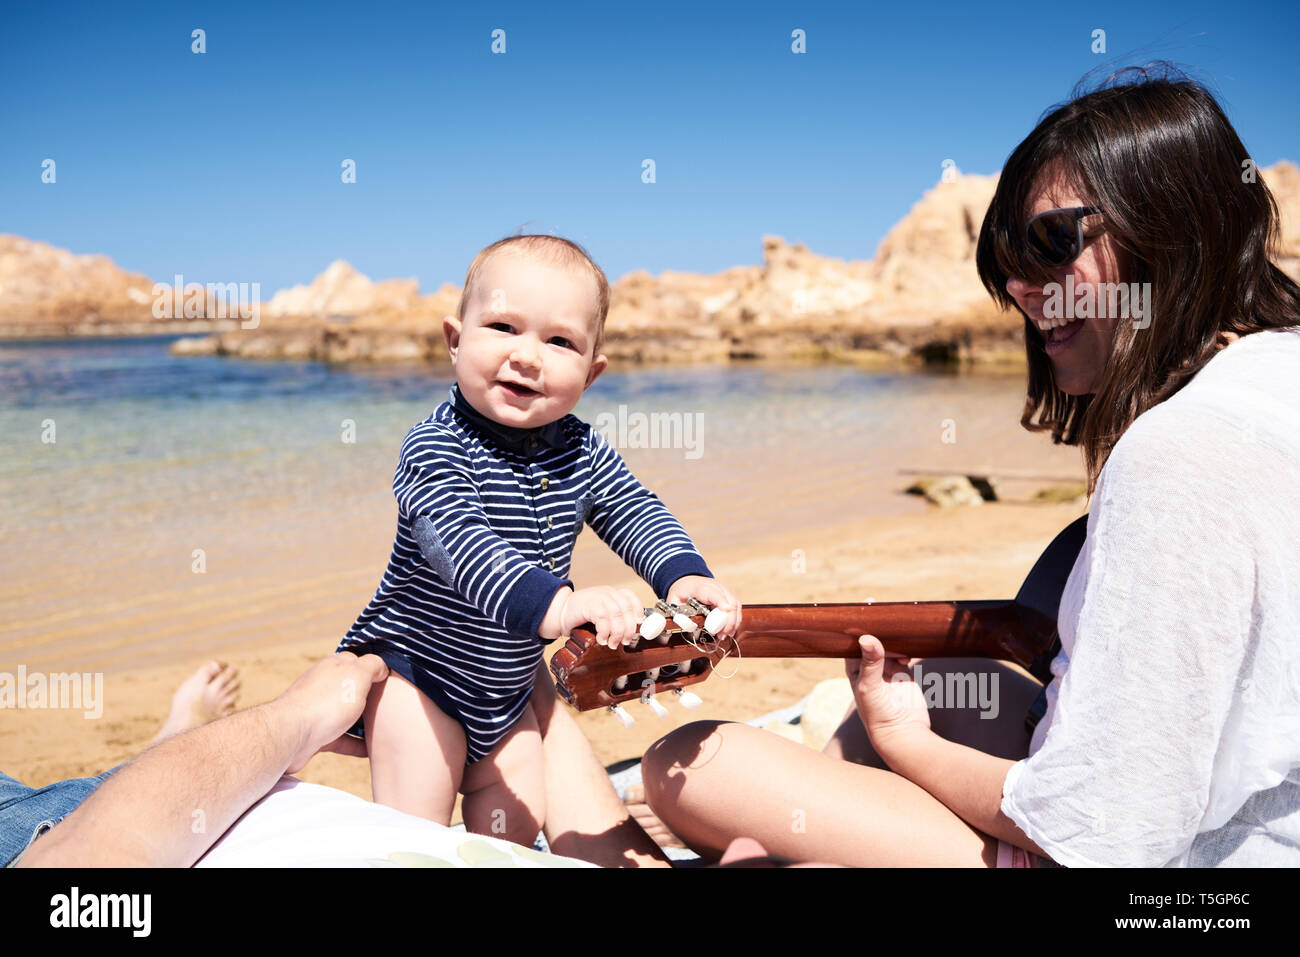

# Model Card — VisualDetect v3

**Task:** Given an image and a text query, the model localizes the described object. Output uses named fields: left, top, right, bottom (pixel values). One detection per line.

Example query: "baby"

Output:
left=337, top=234, right=740, bottom=845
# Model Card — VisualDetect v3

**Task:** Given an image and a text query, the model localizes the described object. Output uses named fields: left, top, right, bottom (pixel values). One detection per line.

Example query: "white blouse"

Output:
left=1001, top=327, right=1300, bottom=867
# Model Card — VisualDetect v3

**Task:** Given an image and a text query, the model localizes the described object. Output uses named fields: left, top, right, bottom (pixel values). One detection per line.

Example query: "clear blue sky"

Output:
left=3, top=0, right=1297, bottom=293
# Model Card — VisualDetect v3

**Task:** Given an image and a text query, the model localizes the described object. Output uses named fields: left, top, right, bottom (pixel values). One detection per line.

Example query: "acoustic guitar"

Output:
left=549, top=515, right=1086, bottom=727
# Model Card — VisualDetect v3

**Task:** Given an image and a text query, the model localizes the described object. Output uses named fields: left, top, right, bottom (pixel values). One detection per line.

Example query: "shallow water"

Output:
left=0, top=336, right=1070, bottom=542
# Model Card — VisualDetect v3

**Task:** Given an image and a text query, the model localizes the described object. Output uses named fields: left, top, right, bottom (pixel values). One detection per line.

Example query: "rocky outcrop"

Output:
left=0, top=235, right=166, bottom=334
left=1264, top=160, right=1300, bottom=280
left=173, top=262, right=462, bottom=363
left=8, top=161, right=1299, bottom=365
left=264, top=260, right=425, bottom=321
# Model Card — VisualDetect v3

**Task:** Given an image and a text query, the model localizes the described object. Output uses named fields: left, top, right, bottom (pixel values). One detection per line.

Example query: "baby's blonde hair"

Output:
left=457, top=234, right=610, bottom=356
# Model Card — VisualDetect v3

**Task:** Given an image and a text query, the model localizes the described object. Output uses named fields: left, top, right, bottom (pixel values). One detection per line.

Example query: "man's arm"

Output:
left=19, top=653, right=387, bottom=868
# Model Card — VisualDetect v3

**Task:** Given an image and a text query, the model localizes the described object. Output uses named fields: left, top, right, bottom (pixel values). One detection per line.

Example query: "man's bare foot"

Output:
left=150, top=661, right=241, bottom=746
left=623, top=783, right=684, bottom=849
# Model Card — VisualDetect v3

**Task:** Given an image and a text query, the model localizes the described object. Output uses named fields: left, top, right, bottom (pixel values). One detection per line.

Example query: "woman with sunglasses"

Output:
left=638, top=66, right=1300, bottom=867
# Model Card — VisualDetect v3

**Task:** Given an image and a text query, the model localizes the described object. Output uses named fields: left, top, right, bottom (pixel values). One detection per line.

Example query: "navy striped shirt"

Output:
left=338, top=384, right=711, bottom=759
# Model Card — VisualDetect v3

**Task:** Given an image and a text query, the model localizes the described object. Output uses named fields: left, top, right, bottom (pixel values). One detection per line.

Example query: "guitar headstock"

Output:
left=549, top=599, right=729, bottom=720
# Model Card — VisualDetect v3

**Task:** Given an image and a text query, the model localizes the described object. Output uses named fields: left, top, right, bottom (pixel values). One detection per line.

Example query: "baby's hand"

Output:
left=666, top=575, right=742, bottom=640
left=560, top=586, right=645, bottom=650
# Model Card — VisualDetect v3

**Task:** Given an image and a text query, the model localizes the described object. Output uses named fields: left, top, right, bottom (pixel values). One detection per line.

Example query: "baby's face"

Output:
left=446, top=251, right=606, bottom=430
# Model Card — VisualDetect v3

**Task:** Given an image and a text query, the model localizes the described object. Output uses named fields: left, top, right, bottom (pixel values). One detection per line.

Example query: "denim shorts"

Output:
left=1, top=765, right=122, bottom=867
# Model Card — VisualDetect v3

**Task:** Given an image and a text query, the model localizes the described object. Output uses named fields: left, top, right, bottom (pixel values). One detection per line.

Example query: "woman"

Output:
left=640, top=67, right=1300, bottom=867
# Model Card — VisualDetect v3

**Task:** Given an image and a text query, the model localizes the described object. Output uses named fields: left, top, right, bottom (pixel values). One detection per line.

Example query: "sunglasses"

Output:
left=1025, top=205, right=1102, bottom=268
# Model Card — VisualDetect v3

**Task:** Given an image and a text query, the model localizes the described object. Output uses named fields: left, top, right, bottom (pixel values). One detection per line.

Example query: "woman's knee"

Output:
left=641, top=720, right=732, bottom=809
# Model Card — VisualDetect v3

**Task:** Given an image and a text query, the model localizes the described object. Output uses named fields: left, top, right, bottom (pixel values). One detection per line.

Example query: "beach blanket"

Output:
left=195, top=776, right=593, bottom=868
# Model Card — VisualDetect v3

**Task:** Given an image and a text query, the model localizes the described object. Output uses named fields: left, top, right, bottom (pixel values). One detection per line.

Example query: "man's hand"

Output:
left=270, top=652, right=389, bottom=774
left=665, top=575, right=741, bottom=640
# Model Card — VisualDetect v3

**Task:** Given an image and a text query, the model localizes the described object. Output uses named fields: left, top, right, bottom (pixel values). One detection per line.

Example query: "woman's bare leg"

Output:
left=643, top=720, right=998, bottom=867
left=821, top=704, right=888, bottom=766
left=644, top=659, right=1042, bottom=866
left=364, top=673, right=464, bottom=825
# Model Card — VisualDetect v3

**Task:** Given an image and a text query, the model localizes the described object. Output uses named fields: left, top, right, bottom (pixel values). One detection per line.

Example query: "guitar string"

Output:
left=628, top=610, right=743, bottom=705
left=677, top=626, right=743, bottom=681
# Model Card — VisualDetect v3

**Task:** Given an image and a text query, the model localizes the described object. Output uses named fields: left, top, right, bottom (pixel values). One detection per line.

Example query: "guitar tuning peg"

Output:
left=644, top=696, right=669, bottom=720
left=640, top=612, right=666, bottom=640
left=613, top=675, right=628, bottom=692
left=703, top=607, right=727, bottom=636
left=675, top=689, right=703, bottom=710
left=672, top=612, right=697, bottom=633
left=645, top=667, right=660, bottom=682
left=608, top=704, right=635, bottom=729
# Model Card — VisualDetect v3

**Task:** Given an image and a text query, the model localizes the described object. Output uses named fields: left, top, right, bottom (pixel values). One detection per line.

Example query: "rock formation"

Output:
left=6, top=161, right=1298, bottom=366
left=0, top=235, right=162, bottom=334
left=1264, top=160, right=1300, bottom=279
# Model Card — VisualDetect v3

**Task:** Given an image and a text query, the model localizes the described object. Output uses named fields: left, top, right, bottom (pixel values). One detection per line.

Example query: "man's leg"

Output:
left=1, top=772, right=106, bottom=868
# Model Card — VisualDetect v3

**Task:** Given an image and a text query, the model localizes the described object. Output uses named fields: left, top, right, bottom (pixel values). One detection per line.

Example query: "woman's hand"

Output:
left=845, top=635, right=931, bottom=749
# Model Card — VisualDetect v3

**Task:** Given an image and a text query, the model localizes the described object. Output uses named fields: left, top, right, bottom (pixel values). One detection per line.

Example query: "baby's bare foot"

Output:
left=151, top=661, right=242, bottom=745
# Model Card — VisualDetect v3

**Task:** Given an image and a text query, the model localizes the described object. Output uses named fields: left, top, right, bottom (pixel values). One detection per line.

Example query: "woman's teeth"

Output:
left=1032, top=316, right=1073, bottom=331
left=1032, top=316, right=1084, bottom=341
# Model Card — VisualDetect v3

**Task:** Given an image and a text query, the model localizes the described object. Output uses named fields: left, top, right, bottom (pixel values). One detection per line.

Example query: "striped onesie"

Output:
left=338, top=384, right=712, bottom=763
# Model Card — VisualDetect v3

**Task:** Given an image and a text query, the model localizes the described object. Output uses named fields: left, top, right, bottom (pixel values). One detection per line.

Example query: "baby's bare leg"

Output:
left=530, top=664, right=671, bottom=867
left=364, top=673, right=465, bottom=825
left=461, top=704, right=546, bottom=847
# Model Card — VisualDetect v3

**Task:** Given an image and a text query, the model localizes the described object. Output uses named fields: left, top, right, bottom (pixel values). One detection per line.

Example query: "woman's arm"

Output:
left=845, top=635, right=1048, bottom=856
left=872, top=726, right=1049, bottom=856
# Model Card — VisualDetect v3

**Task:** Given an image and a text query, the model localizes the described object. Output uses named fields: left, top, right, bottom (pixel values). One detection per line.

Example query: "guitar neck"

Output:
left=731, top=600, right=1044, bottom=668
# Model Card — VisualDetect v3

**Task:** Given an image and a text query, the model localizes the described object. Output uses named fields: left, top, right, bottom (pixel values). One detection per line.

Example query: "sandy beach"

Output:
left=3, top=491, right=1085, bottom=809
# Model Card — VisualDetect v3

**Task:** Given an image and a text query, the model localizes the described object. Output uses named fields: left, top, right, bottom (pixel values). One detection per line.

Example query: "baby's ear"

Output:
left=584, top=353, right=608, bottom=390
left=442, top=315, right=462, bottom=360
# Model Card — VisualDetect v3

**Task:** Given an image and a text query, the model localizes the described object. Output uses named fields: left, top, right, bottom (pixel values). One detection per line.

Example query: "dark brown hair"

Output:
left=975, top=64, right=1300, bottom=493
left=457, top=234, right=611, bottom=356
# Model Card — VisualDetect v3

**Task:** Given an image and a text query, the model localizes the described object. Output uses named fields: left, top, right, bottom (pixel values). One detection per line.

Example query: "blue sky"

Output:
left=2, top=0, right=1297, bottom=293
